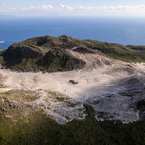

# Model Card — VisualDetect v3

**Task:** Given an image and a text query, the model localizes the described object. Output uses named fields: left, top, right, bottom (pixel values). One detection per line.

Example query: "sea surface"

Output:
left=1, top=17, right=145, bottom=49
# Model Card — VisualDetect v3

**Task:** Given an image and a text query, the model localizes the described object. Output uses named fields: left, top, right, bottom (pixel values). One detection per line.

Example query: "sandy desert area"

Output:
left=0, top=51, right=145, bottom=124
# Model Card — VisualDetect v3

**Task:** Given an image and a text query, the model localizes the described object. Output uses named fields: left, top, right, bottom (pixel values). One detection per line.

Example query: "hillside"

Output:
left=1, top=35, right=145, bottom=72
left=1, top=35, right=145, bottom=144
left=0, top=35, right=87, bottom=72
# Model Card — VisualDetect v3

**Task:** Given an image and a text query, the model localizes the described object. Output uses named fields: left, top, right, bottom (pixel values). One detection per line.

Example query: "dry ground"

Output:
left=0, top=51, right=145, bottom=123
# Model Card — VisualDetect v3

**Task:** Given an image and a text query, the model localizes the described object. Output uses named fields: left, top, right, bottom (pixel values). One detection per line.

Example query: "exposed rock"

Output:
left=121, top=77, right=144, bottom=90
left=69, top=80, right=78, bottom=85
left=136, top=99, right=145, bottom=120
left=0, top=107, right=6, bottom=112
left=137, top=99, right=145, bottom=110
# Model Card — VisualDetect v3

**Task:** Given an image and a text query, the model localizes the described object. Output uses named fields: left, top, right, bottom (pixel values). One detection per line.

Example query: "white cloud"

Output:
left=78, top=5, right=93, bottom=10
left=21, top=7, right=28, bottom=11
left=66, top=5, right=73, bottom=11
left=41, top=5, right=47, bottom=9
left=59, top=4, right=73, bottom=11
left=29, top=6, right=35, bottom=10
left=0, top=2, right=8, bottom=6
left=139, top=5, right=145, bottom=10
left=48, top=5, right=54, bottom=9
left=60, top=4, right=65, bottom=8
left=1, top=4, right=145, bottom=17
left=41, top=4, right=54, bottom=10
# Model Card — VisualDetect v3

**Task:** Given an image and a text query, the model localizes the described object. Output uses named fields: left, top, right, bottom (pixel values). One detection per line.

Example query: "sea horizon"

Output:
left=1, top=16, right=145, bottom=49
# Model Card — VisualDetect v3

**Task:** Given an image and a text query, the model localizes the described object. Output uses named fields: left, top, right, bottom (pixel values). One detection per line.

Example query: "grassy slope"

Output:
left=2, top=35, right=145, bottom=72
left=0, top=89, right=145, bottom=145
left=1, top=35, right=86, bottom=72
left=0, top=105, right=145, bottom=145
left=82, top=40, right=145, bottom=62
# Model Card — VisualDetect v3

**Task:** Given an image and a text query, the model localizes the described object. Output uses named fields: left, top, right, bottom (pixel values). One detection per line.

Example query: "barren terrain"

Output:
left=0, top=50, right=145, bottom=123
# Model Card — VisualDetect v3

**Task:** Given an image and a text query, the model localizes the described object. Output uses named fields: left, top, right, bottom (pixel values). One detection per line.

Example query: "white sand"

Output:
left=0, top=51, right=145, bottom=123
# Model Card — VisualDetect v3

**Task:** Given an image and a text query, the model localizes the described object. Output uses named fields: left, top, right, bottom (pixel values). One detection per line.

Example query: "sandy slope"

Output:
left=0, top=51, right=145, bottom=123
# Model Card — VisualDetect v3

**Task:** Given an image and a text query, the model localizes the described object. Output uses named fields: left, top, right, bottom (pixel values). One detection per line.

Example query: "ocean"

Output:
left=1, top=17, right=145, bottom=49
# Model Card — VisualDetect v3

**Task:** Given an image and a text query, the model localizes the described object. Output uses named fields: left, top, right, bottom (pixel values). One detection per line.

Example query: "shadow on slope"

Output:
left=80, top=75, right=145, bottom=122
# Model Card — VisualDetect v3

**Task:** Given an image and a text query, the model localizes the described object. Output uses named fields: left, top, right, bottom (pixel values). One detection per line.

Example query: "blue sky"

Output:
left=1, top=0, right=145, bottom=17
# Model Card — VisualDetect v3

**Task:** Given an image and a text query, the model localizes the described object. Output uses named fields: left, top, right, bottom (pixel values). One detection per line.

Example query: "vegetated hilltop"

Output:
left=0, top=35, right=86, bottom=72
left=1, top=35, right=145, bottom=72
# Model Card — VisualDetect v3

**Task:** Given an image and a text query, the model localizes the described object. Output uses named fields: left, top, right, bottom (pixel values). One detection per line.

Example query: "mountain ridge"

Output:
left=1, top=35, right=145, bottom=72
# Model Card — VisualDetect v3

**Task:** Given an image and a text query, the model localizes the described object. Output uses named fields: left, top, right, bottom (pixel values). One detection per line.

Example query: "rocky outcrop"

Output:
left=3, top=45, right=43, bottom=61
left=121, top=77, right=145, bottom=91
left=137, top=100, right=145, bottom=120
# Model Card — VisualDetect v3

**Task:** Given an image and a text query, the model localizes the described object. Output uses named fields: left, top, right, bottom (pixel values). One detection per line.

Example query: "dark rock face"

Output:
left=3, top=46, right=43, bottom=62
left=137, top=100, right=145, bottom=110
left=137, top=100, right=145, bottom=120
left=119, top=77, right=145, bottom=121
left=69, top=80, right=78, bottom=85
left=121, top=78, right=144, bottom=91
left=20, top=47, right=43, bottom=58
left=83, top=76, right=145, bottom=123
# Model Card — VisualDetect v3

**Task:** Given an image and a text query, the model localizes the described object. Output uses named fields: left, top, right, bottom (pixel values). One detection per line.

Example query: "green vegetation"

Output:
left=0, top=90, right=39, bottom=102
left=1, top=35, right=145, bottom=72
left=0, top=90, right=39, bottom=122
left=0, top=105, right=145, bottom=145
left=0, top=89, right=144, bottom=145
left=82, top=40, right=145, bottom=62
left=0, top=35, right=86, bottom=72
left=127, top=45, right=145, bottom=50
